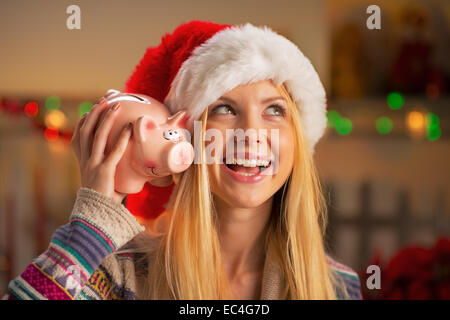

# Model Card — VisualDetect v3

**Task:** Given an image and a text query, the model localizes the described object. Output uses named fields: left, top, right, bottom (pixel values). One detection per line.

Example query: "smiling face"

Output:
left=205, top=80, right=295, bottom=208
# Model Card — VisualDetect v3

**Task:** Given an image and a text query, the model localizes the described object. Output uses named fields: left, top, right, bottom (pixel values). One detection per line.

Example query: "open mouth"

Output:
left=224, top=158, right=271, bottom=176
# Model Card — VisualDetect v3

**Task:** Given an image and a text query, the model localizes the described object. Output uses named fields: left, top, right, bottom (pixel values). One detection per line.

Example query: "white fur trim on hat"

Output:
left=164, top=23, right=328, bottom=152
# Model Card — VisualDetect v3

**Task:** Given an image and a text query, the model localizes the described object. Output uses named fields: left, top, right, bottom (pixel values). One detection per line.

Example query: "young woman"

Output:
left=4, top=21, right=362, bottom=300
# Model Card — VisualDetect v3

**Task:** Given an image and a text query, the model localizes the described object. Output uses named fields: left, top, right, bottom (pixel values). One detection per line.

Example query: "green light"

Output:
left=425, top=112, right=440, bottom=130
left=427, top=126, right=441, bottom=141
left=327, top=110, right=341, bottom=127
left=387, top=92, right=404, bottom=110
left=78, top=101, right=94, bottom=117
left=45, top=96, right=61, bottom=110
left=376, top=117, right=393, bottom=135
left=335, top=117, right=352, bottom=135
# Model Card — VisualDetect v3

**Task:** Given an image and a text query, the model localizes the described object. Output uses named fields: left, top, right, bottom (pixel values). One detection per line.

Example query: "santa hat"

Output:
left=124, top=20, right=328, bottom=220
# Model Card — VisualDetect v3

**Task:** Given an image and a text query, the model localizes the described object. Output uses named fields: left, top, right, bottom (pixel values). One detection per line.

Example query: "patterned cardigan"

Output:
left=3, top=187, right=362, bottom=300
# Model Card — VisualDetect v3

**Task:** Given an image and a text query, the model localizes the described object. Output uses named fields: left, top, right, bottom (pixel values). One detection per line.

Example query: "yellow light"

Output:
left=45, top=110, right=67, bottom=129
left=406, top=111, right=426, bottom=138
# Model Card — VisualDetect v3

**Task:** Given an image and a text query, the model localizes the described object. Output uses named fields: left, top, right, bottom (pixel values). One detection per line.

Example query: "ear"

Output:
left=104, top=89, right=121, bottom=99
left=135, top=115, right=159, bottom=143
left=167, top=110, right=189, bottom=128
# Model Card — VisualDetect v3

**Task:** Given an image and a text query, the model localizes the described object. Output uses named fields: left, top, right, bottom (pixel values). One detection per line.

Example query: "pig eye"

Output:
left=164, top=129, right=180, bottom=142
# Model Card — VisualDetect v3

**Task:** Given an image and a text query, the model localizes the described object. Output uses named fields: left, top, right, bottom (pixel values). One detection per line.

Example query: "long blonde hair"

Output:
left=129, top=83, right=346, bottom=299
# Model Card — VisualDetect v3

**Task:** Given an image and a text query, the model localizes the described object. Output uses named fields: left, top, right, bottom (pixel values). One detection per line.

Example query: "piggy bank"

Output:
left=101, top=89, right=194, bottom=194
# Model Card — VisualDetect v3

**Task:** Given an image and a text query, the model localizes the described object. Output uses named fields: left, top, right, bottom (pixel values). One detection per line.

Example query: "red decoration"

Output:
left=126, top=181, right=175, bottom=220
left=360, top=237, right=450, bottom=299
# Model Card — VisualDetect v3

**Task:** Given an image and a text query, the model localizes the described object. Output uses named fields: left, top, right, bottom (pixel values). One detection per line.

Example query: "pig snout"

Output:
left=166, top=141, right=194, bottom=173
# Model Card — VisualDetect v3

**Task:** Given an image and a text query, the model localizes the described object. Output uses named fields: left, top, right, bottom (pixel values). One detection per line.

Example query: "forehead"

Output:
left=220, top=80, right=281, bottom=99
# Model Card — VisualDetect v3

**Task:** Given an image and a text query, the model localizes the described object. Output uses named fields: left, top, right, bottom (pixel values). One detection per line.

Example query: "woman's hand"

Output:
left=71, top=98, right=133, bottom=205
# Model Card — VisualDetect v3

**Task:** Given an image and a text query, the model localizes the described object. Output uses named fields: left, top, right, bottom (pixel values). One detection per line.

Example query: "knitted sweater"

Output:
left=3, top=187, right=362, bottom=300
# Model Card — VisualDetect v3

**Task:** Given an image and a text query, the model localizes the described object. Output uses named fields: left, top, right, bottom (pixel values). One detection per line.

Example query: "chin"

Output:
left=223, top=190, right=271, bottom=208
left=211, top=179, right=274, bottom=208
left=208, top=164, right=288, bottom=209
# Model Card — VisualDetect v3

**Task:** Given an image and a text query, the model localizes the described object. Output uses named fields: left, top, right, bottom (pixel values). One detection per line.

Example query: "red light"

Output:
left=24, top=102, right=39, bottom=117
left=44, top=127, right=59, bottom=141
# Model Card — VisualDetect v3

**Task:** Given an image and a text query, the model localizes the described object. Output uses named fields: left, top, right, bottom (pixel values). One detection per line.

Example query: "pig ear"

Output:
left=135, top=115, right=158, bottom=142
left=104, top=89, right=121, bottom=99
left=168, top=110, right=189, bottom=128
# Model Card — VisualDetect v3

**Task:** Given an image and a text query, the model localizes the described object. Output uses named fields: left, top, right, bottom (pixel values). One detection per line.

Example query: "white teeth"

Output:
left=230, top=158, right=270, bottom=167
left=235, top=172, right=256, bottom=176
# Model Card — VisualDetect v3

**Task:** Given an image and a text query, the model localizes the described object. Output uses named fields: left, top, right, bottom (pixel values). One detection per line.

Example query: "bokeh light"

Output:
left=425, top=112, right=440, bottom=130
left=24, top=102, right=39, bottom=117
left=335, top=117, right=352, bottom=135
left=78, top=101, right=94, bottom=117
left=426, top=127, right=441, bottom=141
left=45, top=96, right=61, bottom=110
left=45, top=110, right=67, bottom=129
left=376, top=116, right=393, bottom=135
left=406, top=111, right=426, bottom=137
left=387, top=92, right=404, bottom=110
left=426, top=83, right=440, bottom=99
left=327, top=110, right=341, bottom=127
left=425, top=112, right=441, bottom=141
left=44, top=127, right=59, bottom=141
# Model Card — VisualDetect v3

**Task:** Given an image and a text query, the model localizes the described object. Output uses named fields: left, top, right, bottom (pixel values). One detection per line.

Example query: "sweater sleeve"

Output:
left=4, top=187, right=145, bottom=300
left=327, top=256, right=363, bottom=300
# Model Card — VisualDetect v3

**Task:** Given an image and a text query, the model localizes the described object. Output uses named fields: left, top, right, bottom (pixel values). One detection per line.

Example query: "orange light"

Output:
left=406, top=111, right=426, bottom=138
left=45, top=110, right=67, bottom=129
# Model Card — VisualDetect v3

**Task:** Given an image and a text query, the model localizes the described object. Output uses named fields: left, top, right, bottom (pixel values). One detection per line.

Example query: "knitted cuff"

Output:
left=70, top=187, right=145, bottom=250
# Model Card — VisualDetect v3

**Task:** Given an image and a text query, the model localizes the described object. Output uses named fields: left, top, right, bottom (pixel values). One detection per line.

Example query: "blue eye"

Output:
left=211, top=105, right=235, bottom=115
left=265, top=105, right=286, bottom=116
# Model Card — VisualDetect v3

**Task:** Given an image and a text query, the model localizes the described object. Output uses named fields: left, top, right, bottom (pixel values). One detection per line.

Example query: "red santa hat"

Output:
left=124, top=20, right=328, bottom=221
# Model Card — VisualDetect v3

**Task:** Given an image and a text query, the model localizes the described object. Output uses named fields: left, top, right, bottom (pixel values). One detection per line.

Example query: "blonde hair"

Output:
left=126, top=83, right=348, bottom=299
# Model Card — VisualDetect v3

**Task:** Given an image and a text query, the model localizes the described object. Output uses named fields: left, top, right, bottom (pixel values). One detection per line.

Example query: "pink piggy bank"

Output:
left=101, top=89, right=194, bottom=194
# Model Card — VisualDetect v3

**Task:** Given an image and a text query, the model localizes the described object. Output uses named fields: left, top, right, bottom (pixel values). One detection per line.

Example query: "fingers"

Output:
left=79, top=99, right=109, bottom=164
left=104, top=122, right=133, bottom=168
left=90, top=103, right=121, bottom=165
left=71, top=113, right=88, bottom=162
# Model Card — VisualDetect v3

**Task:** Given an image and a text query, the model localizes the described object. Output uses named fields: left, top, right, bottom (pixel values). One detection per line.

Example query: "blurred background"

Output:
left=0, top=0, right=449, bottom=299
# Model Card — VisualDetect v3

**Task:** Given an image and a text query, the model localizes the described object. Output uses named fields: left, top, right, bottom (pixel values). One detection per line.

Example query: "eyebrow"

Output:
left=217, top=96, right=286, bottom=104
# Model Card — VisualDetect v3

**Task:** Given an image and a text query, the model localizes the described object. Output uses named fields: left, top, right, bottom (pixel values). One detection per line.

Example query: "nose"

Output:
left=237, top=135, right=263, bottom=146
left=235, top=111, right=268, bottom=153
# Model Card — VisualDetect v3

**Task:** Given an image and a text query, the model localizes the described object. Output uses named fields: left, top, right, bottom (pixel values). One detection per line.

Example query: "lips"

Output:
left=221, top=162, right=273, bottom=183
left=220, top=152, right=274, bottom=183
